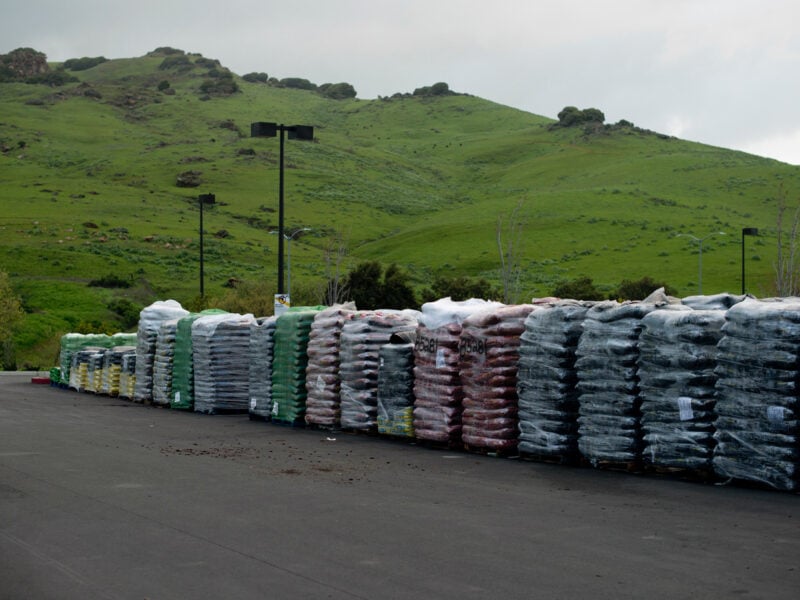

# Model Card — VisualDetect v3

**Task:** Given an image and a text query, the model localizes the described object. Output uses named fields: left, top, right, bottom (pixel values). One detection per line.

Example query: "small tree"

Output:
left=0, top=271, right=24, bottom=369
left=344, top=262, right=417, bottom=309
left=774, top=185, right=800, bottom=296
left=497, top=199, right=526, bottom=303
left=323, top=231, right=350, bottom=305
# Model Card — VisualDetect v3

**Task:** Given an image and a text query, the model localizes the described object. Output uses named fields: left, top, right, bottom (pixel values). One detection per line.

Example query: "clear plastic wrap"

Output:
left=340, top=310, right=419, bottom=431
left=713, top=298, right=800, bottom=490
left=304, top=304, right=357, bottom=427
left=576, top=290, right=674, bottom=466
left=101, top=345, right=137, bottom=396
left=413, top=298, right=499, bottom=444
left=460, top=304, right=536, bottom=452
left=192, top=313, right=255, bottom=414
left=133, top=300, right=190, bottom=403
left=248, top=316, right=278, bottom=419
left=377, top=331, right=416, bottom=438
left=638, top=306, right=725, bottom=472
left=517, top=300, right=590, bottom=462
left=152, top=319, right=179, bottom=406
left=271, top=308, right=324, bottom=424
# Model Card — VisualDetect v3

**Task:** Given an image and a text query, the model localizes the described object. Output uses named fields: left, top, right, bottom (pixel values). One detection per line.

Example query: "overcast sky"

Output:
left=3, top=0, right=799, bottom=164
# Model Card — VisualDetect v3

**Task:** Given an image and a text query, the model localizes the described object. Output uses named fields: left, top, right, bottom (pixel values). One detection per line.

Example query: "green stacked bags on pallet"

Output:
left=58, top=333, right=136, bottom=386
left=171, top=309, right=227, bottom=411
left=271, top=307, right=325, bottom=424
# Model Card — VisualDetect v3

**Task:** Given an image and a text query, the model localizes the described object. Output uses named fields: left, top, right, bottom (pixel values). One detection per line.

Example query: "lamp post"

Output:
left=250, top=122, right=314, bottom=295
left=677, top=231, right=725, bottom=295
left=270, top=228, right=311, bottom=298
left=741, top=227, right=759, bottom=294
left=198, top=193, right=216, bottom=297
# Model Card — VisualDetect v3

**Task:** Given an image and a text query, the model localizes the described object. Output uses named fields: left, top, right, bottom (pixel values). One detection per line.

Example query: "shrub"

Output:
left=157, top=80, right=170, bottom=91
left=614, top=276, right=676, bottom=300
left=108, top=298, right=141, bottom=328
left=242, top=72, right=269, bottom=83
left=88, top=273, right=131, bottom=288
left=159, top=55, right=192, bottom=71
left=343, top=261, right=417, bottom=309
left=318, top=82, right=357, bottom=99
left=420, top=275, right=497, bottom=303
left=413, top=82, right=453, bottom=97
left=279, top=77, right=316, bottom=91
left=63, top=56, right=107, bottom=71
left=556, top=106, right=605, bottom=127
left=551, top=276, right=604, bottom=300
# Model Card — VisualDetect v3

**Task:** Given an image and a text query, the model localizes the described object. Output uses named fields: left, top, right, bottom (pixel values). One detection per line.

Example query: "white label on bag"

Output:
left=436, top=348, right=446, bottom=369
left=250, top=397, right=257, bottom=410
left=677, top=397, right=694, bottom=421
left=174, top=391, right=181, bottom=404
left=272, top=401, right=280, bottom=416
left=767, top=406, right=785, bottom=423
left=316, top=375, right=325, bottom=393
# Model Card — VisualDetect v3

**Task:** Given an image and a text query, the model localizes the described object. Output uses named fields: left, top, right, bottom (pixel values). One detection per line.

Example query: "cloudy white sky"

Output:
left=3, top=0, right=799, bottom=164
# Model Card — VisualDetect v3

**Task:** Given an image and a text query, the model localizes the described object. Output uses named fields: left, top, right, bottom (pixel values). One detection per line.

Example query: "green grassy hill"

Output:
left=1, top=48, right=798, bottom=368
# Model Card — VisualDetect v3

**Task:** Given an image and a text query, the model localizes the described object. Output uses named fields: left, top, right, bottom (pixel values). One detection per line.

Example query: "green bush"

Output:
left=243, top=72, right=269, bottom=83
left=343, top=261, right=417, bottom=309
left=279, top=77, right=317, bottom=91
left=88, top=273, right=131, bottom=288
left=319, top=82, right=357, bottom=99
left=556, top=106, right=605, bottom=127
left=63, top=56, right=108, bottom=71
left=159, top=55, right=192, bottom=71
left=420, top=275, right=497, bottom=302
left=614, top=276, right=676, bottom=300
left=551, top=276, right=604, bottom=300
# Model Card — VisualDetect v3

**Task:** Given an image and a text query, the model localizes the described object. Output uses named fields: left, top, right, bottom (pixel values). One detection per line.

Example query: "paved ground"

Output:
left=1, top=372, right=798, bottom=600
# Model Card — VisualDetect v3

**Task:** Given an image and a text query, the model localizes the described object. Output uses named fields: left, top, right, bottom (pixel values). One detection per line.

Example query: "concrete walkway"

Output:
left=1, top=376, right=798, bottom=599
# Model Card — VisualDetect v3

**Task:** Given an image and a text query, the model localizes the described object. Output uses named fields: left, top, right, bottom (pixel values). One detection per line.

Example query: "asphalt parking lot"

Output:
left=1, top=372, right=798, bottom=599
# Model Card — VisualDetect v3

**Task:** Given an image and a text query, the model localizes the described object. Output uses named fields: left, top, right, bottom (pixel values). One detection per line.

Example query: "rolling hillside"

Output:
left=1, top=47, right=799, bottom=367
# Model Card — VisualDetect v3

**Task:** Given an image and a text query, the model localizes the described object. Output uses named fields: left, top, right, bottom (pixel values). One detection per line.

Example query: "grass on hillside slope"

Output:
left=1, top=50, right=798, bottom=367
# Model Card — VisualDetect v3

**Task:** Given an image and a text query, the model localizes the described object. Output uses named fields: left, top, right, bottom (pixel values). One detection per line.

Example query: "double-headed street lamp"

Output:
left=250, top=122, right=314, bottom=296
left=677, top=231, right=725, bottom=295
left=742, top=227, right=759, bottom=294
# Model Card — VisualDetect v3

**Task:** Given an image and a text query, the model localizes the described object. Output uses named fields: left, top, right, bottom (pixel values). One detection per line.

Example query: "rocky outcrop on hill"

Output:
left=0, top=47, right=49, bottom=78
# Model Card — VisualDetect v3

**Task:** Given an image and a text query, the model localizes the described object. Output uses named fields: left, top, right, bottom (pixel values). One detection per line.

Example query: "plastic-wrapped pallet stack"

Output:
left=101, top=346, right=137, bottom=396
left=171, top=309, right=227, bottom=411
left=305, top=303, right=356, bottom=428
left=134, top=300, right=189, bottom=403
left=340, top=311, right=419, bottom=432
left=460, top=304, right=536, bottom=453
left=576, top=290, right=673, bottom=468
left=713, top=298, right=800, bottom=491
left=192, top=313, right=256, bottom=414
left=271, top=308, right=323, bottom=424
left=119, top=351, right=137, bottom=399
left=413, top=298, right=500, bottom=444
left=377, top=331, right=417, bottom=437
left=517, top=300, right=591, bottom=462
left=59, top=333, right=113, bottom=386
left=638, top=305, right=727, bottom=474
left=152, top=318, right=179, bottom=406
left=248, top=316, right=278, bottom=420
left=70, top=348, right=104, bottom=391
left=87, top=350, right=107, bottom=393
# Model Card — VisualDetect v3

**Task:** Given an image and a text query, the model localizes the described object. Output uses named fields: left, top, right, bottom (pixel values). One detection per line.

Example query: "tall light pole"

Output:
left=271, top=228, right=311, bottom=298
left=250, top=122, right=314, bottom=295
left=198, top=193, right=215, bottom=297
left=677, top=231, right=725, bottom=295
left=742, top=227, right=759, bottom=294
